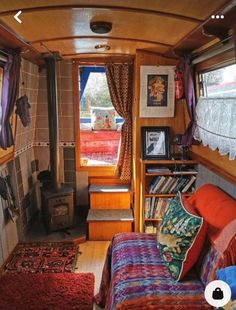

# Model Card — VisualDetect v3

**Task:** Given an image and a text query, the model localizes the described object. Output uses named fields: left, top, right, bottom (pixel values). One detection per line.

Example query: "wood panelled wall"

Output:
left=132, top=50, right=189, bottom=231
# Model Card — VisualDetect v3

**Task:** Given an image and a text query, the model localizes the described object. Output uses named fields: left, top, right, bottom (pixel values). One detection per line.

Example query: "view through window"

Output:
left=79, top=66, right=123, bottom=166
left=200, top=63, right=236, bottom=97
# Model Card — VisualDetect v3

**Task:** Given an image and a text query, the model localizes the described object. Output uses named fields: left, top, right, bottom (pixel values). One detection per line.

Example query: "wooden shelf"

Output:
left=145, top=172, right=198, bottom=176
left=144, top=193, right=176, bottom=198
left=144, top=192, right=194, bottom=197
left=140, top=159, right=198, bottom=165
left=140, top=158, right=198, bottom=233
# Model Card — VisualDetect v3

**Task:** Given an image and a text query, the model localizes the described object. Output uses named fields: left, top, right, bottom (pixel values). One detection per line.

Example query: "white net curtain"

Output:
left=194, top=97, right=236, bottom=160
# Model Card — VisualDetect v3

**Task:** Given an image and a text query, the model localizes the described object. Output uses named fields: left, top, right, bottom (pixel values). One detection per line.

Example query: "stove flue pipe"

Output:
left=44, top=54, right=61, bottom=191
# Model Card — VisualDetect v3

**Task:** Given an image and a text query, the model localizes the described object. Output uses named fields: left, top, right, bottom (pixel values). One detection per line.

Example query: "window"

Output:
left=194, top=63, right=236, bottom=160
left=200, top=63, right=236, bottom=97
left=79, top=66, right=122, bottom=167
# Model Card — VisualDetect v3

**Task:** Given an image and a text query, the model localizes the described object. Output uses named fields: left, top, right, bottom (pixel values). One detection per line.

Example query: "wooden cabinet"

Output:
left=140, top=159, right=198, bottom=233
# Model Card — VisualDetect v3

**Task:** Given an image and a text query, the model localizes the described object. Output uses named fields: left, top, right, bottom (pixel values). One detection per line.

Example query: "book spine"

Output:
left=144, top=197, right=151, bottom=218
left=149, top=176, right=161, bottom=193
left=182, top=175, right=197, bottom=193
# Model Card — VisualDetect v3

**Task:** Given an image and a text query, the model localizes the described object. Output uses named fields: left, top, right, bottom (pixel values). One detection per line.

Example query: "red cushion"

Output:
left=187, top=184, right=236, bottom=241
left=180, top=194, right=208, bottom=279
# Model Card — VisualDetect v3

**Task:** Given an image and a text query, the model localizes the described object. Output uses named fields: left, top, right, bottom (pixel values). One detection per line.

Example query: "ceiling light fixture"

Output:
left=94, top=44, right=111, bottom=51
left=90, top=21, right=112, bottom=34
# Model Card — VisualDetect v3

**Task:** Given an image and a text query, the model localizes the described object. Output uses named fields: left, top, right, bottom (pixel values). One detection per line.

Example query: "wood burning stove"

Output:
left=40, top=54, right=74, bottom=233
left=41, top=186, right=74, bottom=233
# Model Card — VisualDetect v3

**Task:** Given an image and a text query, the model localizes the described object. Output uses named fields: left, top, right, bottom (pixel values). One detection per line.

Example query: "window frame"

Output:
left=73, top=62, right=119, bottom=177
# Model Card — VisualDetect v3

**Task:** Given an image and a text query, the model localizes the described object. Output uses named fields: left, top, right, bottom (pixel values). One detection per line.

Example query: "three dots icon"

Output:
left=211, top=15, right=224, bottom=19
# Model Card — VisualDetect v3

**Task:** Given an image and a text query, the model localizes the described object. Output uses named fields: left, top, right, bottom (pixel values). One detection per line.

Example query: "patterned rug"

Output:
left=0, top=273, right=94, bottom=310
left=4, top=242, right=79, bottom=273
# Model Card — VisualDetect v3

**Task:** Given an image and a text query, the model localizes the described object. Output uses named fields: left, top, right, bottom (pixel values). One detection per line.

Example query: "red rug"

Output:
left=4, top=242, right=79, bottom=273
left=0, top=273, right=94, bottom=310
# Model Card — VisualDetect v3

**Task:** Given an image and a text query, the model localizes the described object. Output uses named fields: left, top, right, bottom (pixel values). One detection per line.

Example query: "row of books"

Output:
left=149, top=175, right=197, bottom=194
left=144, top=223, right=160, bottom=234
left=144, top=197, right=169, bottom=219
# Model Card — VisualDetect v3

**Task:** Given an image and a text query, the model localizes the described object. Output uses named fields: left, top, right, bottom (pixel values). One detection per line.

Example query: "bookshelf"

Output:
left=140, top=159, right=198, bottom=233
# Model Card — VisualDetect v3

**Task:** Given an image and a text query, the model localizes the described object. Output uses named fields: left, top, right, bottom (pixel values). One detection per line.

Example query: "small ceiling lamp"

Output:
left=94, top=44, right=111, bottom=51
left=90, top=21, right=112, bottom=34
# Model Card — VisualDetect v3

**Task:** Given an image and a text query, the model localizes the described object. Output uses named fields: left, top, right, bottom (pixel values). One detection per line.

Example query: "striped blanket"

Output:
left=94, top=233, right=210, bottom=309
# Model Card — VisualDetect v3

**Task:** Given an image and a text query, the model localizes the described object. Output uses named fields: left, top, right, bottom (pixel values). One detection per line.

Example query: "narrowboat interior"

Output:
left=0, top=1, right=236, bottom=309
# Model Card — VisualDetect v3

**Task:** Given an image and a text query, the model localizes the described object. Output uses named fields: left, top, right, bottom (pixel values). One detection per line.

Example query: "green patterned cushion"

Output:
left=158, top=192, right=205, bottom=281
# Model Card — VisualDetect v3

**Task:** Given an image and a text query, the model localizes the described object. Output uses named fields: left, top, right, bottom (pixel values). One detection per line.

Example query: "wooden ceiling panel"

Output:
left=1, top=10, right=197, bottom=45
left=0, top=0, right=229, bottom=20
left=0, top=0, right=233, bottom=61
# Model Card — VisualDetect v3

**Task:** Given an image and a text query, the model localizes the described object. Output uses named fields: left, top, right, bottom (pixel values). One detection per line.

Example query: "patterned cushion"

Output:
left=158, top=192, right=206, bottom=281
left=195, top=242, right=224, bottom=286
left=91, top=107, right=116, bottom=130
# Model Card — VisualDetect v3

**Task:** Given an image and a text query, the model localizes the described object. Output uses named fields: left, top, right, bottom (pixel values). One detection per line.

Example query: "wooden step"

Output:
left=89, top=184, right=131, bottom=209
left=87, top=209, right=133, bottom=241
left=87, top=209, right=134, bottom=221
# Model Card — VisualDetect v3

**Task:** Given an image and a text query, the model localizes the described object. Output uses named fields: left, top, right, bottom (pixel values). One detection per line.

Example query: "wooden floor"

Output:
left=75, top=241, right=110, bottom=309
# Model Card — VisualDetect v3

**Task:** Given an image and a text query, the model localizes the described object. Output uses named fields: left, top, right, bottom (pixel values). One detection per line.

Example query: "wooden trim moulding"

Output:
left=72, top=55, right=134, bottom=65
left=0, top=22, right=43, bottom=65
left=0, top=151, right=14, bottom=165
left=65, top=53, right=134, bottom=60
left=190, top=149, right=236, bottom=185
left=72, top=62, right=80, bottom=172
left=32, top=36, right=172, bottom=49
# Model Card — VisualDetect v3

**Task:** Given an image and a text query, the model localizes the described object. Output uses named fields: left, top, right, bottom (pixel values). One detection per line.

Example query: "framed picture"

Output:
left=139, top=66, right=175, bottom=117
left=141, top=127, right=170, bottom=160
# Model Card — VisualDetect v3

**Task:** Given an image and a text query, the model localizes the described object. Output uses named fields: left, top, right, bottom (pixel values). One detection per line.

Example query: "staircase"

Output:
left=87, top=184, right=134, bottom=240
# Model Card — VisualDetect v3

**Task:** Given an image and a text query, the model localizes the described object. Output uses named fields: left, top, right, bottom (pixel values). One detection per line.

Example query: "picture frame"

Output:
left=141, top=126, right=170, bottom=160
left=139, top=66, right=175, bottom=118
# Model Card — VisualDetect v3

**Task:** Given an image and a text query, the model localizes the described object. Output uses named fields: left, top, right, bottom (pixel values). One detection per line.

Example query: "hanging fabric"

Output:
left=0, top=175, right=18, bottom=222
left=0, top=50, right=21, bottom=149
left=15, top=65, right=31, bottom=127
left=180, top=55, right=197, bottom=146
left=175, top=66, right=184, bottom=100
left=15, top=94, right=31, bottom=127
left=194, top=97, right=236, bottom=160
left=105, top=63, right=133, bottom=181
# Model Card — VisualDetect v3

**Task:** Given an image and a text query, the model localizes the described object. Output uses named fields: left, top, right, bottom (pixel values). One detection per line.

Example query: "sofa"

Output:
left=95, top=184, right=236, bottom=309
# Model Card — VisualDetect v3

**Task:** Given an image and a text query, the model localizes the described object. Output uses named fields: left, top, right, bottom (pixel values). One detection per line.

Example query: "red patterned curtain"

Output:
left=105, top=63, right=133, bottom=181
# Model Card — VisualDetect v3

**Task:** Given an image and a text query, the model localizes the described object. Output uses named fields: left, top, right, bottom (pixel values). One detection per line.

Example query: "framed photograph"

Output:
left=141, top=127, right=170, bottom=160
left=139, top=66, right=175, bottom=117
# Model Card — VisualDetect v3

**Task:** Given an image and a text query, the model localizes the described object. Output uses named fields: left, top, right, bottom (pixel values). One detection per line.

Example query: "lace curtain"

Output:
left=194, top=97, right=236, bottom=160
